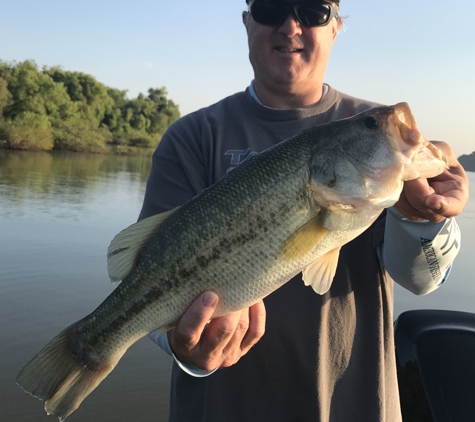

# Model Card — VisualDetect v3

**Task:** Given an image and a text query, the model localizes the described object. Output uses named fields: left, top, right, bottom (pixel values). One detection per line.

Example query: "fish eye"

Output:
left=364, top=116, right=379, bottom=129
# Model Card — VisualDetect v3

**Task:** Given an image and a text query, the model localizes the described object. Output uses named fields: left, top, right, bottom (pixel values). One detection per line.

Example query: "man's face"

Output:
left=243, top=1, right=339, bottom=96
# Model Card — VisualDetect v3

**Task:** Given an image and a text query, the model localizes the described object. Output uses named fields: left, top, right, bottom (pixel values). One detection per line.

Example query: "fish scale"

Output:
left=109, top=142, right=313, bottom=325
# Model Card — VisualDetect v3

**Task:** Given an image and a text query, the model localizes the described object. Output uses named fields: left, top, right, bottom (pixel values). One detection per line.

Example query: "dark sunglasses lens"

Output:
left=250, top=1, right=292, bottom=26
left=251, top=1, right=333, bottom=28
left=296, top=3, right=331, bottom=26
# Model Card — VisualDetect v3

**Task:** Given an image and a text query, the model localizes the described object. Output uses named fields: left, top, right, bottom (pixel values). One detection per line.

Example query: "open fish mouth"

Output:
left=392, top=102, right=422, bottom=147
left=385, top=103, right=447, bottom=180
left=388, top=103, right=446, bottom=161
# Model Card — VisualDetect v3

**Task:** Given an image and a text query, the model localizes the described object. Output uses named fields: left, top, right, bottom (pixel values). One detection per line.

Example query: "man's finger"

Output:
left=403, top=178, right=434, bottom=208
left=240, top=300, right=266, bottom=353
left=201, top=310, right=243, bottom=354
left=171, top=291, right=219, bottom=351
left=219, top=308, right=252, bottom=367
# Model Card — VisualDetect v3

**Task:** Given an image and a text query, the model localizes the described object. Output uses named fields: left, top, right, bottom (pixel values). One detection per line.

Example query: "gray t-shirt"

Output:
left=138, top=86, right=414, bottom=421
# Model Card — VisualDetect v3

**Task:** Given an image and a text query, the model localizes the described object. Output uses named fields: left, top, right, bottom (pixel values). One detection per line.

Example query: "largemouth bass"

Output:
left=17, top=103, right=447, bottom=421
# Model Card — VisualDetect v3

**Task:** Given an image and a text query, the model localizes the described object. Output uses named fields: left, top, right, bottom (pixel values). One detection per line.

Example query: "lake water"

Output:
left=0, top=150, right=473, bottom=422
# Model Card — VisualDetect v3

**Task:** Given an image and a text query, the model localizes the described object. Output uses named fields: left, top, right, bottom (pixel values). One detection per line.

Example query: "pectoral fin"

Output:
left=279, top=217, right=329, bottom=261
left=302, top=247, right=341, bottom=295
left=107, top=207, right=179, bottom=282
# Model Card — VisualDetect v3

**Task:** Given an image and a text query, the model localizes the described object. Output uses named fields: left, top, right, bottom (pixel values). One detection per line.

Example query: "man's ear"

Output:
left=242, top=11, right=250, bottom=31
left=332, top=20, right=339, bottom=40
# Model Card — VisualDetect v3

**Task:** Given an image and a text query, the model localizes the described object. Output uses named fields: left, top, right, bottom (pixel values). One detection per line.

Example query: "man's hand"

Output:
left=394, top=141, right=469, bottom=223
left=167, top=291, right=266, bottom=371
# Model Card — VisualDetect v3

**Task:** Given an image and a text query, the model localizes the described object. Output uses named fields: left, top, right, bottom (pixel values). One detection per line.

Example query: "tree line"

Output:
left=0, top=60, right=180, bottom=153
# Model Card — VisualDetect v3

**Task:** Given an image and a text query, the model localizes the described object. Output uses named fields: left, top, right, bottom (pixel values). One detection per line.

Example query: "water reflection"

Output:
left=0, top=150, right=152, bottom=220
left=0, top=150, right=172, bottom=422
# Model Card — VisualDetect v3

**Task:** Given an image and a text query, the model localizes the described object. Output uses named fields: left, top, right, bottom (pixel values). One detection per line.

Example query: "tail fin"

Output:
left=17, top=324, right=121, bottom=421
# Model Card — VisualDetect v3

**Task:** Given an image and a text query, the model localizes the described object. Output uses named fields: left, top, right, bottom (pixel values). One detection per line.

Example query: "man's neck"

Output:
left=252, top=79, right=325, bottom=110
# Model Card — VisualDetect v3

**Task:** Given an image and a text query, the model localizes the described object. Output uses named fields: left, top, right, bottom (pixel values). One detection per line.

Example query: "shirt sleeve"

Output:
left=379, top=207, right=461, bottom=295
left=138, top=116, right=210, bottom=220
left=148, top=330, right=217, bottom=377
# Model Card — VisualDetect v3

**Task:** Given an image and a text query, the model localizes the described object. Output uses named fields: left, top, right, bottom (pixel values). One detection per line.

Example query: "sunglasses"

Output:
left=249, top=0, right=338, bottom=28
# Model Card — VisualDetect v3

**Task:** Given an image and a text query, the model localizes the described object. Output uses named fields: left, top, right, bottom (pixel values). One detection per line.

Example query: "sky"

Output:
left=1, top=0, right=474, bottom=156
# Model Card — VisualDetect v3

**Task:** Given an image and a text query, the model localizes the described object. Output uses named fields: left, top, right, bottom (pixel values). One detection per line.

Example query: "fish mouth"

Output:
left=391, top=103, right=422, bottom=148
left=387, top=102, right=448, bottom=179
left=387, top=103, right=442, bottom=160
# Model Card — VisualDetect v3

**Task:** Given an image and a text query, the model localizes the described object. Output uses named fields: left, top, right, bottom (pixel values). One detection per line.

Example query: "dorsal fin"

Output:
left=302, top=247, right=341, bottom=295
left=278, top=216, right=329, bottom=261
left=107, top=208, right=179, bottom=282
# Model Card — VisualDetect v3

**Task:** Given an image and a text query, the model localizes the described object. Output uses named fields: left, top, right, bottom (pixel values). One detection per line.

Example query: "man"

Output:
left=139, top=1, right=469, bottom=420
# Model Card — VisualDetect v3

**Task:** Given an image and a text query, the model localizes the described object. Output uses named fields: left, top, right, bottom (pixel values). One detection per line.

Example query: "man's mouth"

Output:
left=275, top=46, right=303, bottom=53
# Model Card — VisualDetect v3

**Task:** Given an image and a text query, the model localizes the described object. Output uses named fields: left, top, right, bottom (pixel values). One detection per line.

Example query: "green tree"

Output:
left=4, top=61, right=73, bottom=121
left=0, top=78, right=11, bottom=117
left=0, top=112, right=53, bottom=150
left=0, top=64, right=12, bottom=117
left=102, top=88, right=128, bottom=134
left=46, top=68, right=114, bottom=127
left=147, top=87, right=180, bottom=131
left=0, top=60, right=180, bottom=152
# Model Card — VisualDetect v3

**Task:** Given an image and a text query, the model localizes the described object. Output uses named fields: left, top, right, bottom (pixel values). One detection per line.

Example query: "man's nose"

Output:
left=278, top=13, right=303, bottom=37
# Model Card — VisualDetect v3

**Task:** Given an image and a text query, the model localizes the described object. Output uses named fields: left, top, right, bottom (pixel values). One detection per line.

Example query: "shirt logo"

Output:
left=224, top=149, right=259, bottom=173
